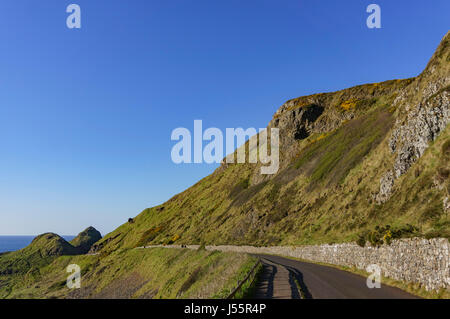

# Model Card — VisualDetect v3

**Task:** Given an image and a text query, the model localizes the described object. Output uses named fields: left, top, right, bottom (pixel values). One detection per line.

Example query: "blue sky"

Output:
left=0, top=1, right=448, bottom=236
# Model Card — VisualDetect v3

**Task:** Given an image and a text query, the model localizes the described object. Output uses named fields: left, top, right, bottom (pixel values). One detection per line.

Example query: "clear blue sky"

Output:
left=0, top=1, right=448, bottom=236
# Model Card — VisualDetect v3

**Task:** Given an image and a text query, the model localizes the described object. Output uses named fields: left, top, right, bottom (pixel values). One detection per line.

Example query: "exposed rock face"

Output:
left=376, top=170, right=395, bottom=203
left=376, top=32, right=450, bottom=203
left=70, top=226, right=102, bottom=254
left=444, top=196, right=450, bottom=212
left=270, top=103, right=325, bottom=171
left=390, top=92, right=449, bottom=178
left=274, top=104, right=324, bottom=140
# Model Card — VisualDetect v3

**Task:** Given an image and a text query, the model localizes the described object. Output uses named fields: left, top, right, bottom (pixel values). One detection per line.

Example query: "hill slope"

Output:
left=70, top=227, right=102, bottom=254
left=1, top=248, right=257, bottom=299
left=0, top=227, right=101, bottom=276
left=91, top=31, right=450, bottom=253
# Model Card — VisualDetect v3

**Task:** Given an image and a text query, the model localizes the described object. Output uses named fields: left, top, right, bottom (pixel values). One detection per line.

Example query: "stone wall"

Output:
left=147, top=238, right=449, bottom=291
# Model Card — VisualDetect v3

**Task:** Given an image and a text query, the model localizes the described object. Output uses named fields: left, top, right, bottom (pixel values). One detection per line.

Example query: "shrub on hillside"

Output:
left=356, top=224, right=419, bottom=247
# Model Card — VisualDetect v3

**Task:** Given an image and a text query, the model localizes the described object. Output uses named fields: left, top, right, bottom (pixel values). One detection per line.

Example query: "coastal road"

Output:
left=253, top=255, right=419, bottom=299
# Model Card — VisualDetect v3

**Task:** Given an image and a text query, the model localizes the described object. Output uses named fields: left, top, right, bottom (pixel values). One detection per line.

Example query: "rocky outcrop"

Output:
left=275, top=104, right=324, bottom=141
left=376, top=170, right=395, bottom=203
left=390, top=91, right=449, bottom=178
left=377, top=32, right=450, bottom=203
left=444, top=196, right=450, bottom=213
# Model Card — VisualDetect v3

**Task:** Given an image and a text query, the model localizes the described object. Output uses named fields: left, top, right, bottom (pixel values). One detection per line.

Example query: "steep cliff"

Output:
left=91, top=32, right=450, bottom=253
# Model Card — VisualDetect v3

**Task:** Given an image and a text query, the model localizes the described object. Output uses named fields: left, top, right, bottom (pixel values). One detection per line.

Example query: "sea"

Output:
left=0, top=236, right=75, bottom=253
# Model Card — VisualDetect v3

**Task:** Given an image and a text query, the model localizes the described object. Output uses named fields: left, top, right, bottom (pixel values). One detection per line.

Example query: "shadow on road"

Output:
left=252, top=258, right=303, bottom=299
left=253, top=263, right=276, bottom=298
left=252, top=254, right=419, bottom=299
left=286, top=265, right=313, bottom=299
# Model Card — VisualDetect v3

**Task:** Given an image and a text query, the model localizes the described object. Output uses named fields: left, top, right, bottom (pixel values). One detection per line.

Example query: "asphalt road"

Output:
left=253, top=254, right=419, bottom=299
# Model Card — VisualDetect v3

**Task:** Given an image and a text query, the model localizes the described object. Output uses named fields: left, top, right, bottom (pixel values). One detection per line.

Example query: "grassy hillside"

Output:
left=70, top=227, right=102, bottom=254
left=0, top=248, right=256, bottom=299
left=89, top=32, right=449, bottom=252
left=0, top=227, right=102, bottom=296
left=0, top=233, right=78, bottom=276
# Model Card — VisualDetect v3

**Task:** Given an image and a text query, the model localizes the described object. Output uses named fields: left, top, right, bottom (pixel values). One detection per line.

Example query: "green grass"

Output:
left=213, top=257, right=262, bottom=299
left=0, top=248, right=256, bottom=299
left=0, top=233, right=79, bottom=277
left=295, top=105, right=393, bottom=186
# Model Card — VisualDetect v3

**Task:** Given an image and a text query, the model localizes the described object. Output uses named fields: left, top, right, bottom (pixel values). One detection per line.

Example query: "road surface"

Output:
left=253, top=255, right=419, bottom=299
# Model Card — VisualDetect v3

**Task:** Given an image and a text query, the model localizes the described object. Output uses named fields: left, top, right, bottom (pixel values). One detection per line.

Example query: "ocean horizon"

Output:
left=0, top=235, right=75, bottom=253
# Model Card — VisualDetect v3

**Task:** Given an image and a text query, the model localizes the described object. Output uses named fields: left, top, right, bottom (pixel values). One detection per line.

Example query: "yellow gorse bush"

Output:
left=340, top=98, right=358, bottom=111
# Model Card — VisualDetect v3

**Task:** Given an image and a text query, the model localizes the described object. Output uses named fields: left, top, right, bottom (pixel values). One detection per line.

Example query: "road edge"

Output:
left=254, top=252, right=448, bottom=299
